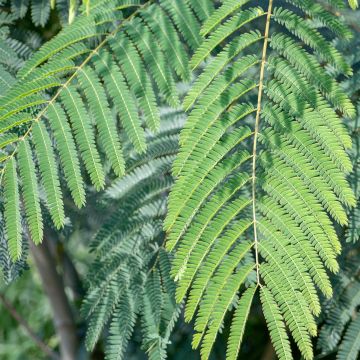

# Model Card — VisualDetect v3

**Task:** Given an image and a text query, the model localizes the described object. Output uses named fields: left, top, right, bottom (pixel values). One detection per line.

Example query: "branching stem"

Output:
left=252, top=0, right=273, bottom=285
left=0, top=1, right=151, bottom=185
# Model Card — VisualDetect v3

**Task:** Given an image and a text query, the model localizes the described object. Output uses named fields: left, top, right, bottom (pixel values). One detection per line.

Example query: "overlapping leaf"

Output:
left=165, top=1, right=356, bottom=359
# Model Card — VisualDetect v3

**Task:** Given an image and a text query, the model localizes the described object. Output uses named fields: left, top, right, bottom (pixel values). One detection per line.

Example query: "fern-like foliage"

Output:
left=0, top=10, right=33, bottom=93
left=0, top=0, right=214, bottom=261
left=0, top=13, right=33, bottom=283
left=82, top=109, right=184, bottom=360
left=317, top=243, right=360, bottom=360
left=165, top=1, right=356, bottom=359
left=318, top=153, right=359, bottom=358
left=316, top=27, right=360, bottom=360
left=339, top=31, right=360, bottom=245
left=5, top=0, right=83, bottom=26
left=0, top=212, right=28, bottom=283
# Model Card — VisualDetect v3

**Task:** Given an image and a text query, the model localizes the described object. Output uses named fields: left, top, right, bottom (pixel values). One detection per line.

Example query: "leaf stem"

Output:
left=0, top=1, right=151, bottom=186
left=252, top=0, right=273, bottom=285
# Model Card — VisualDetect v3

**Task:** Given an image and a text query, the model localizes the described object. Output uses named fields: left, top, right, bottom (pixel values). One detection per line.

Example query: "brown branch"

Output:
left=0, top=292, right=60, bottom=360
left=261, top=340, right=276, bottom=360
left=30, top=232, right=79, bottom=360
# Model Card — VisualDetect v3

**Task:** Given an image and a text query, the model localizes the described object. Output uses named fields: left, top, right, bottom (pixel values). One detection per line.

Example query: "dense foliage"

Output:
left=0, top=1, right=359, bottom=360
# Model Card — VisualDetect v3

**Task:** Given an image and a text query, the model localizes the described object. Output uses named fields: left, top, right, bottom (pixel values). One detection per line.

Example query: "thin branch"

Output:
left=29, top=232, right=79, bottom=360
left=252, top=0, right=274, bottom=285
left=0, top=292, right=60, bottom=360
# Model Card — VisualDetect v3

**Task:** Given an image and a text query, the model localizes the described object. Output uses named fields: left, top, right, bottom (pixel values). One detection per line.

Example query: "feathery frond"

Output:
left=0, top=213, right=28, bottom=283
left=317, top=31, right=360, bottom=360
left=0, top=0, right=213, bottom=251
left=83, top=109, right=184, bottom=360
left=317, top=241, right=360, bottom=360
left=165, top=1, right=356, bottom=359
left=17, top=139, right=43, bottom=244
left=3, top=158, right=22, bottom=260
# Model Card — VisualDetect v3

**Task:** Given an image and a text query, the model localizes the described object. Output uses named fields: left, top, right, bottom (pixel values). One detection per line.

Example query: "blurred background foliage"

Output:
left=0, top=0, right=359, bottom=359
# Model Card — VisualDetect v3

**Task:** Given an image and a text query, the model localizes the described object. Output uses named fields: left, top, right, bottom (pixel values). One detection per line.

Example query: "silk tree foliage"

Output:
left=0, top=0, right=359, bottom=360
left=165, top=1, right=357, bottom=360
left=0, top=9, right=36, bottom=94
left=82, top=110, right=184, bottom=359
left=0, top=213, right=29, bottom=283
left=316, top=30, right=360, bottom=360
left=0, top=0, right=213, bottom=260
left=317, top=242, right=360, bottom=360
left=8, top=0, right=91, bottom=26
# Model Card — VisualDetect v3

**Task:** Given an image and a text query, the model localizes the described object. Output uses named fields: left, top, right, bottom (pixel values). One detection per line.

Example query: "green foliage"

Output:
left=0, top=214, right=28, bottom=283
left=165, top=1, right=356, bottom=359
left=31, top=0, right=51, bottom=27
left=346, top=125, right=360, bottom=242
left=337, top=315, right=360, bottom=360
left=317, top=247, right=360, bottom=360
left=260, top=286, right=292, bottom=360
left=0, top=0, right=213, bottom=256
left=82, top=109, right=184, bottom=360
left=349, top=0, right=359, bottom=10
left=0, top=11, right=31, bottom=94
left=7, top=0, right=82, bottom=26
left=0, top=270, right=55, bottom=359
left=316, top=30, right=360, bottom=360
left=18, top=139, right=43, bottom=245
left=1, top=0, right=360, bottom=359
left=3, top=159, right=22, bottom=260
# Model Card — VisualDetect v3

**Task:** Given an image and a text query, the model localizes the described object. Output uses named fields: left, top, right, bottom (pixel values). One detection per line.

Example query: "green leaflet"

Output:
left=0, top=133, right=18, bottom=149
left=3, top=158, right=22, bottom=260
left=11, top=0, right=29, bottom=18
left=78, top=67, right=125, bottom=177
left=273, top=7, right=352, bottom=75
left=184, top=31, right=262, bottom=110
left=125, top=18, right=179, bottom=108
left=191, top=7, right=265, bottom=69
left=197, top=263, right=255, bottom=358
left=47, top=103, right=85, bottom=208
left=269, top=33, right=355, bottom=118
left=226, top=286, right=257, bottom=360
left=61, top=86, right=105, bottom=190
left=337, top=314, right=360, bottom=360
left=105, top=289, right=136, bottom=360
left=32, top=121, right=65, bottom=229
left=160, top=0, right=201, bottom=51
left=188, top=0, right=214, bottom=22
left=200, top=0, right=251, bottom=36
left=31, top=0, right=50, bottom=27
left=141, top=4, right=190, bottom=81
left=348, top=0, right=359, bottom=10
left=110, top=35, right=161, bottom=132
left=18, top=14, right=98, bottom=78
left=286, top=0, right=352, bottom=39
left=18, top=140, right=43, bottom=244
left=260, top=286, right=292, bottom=360
left=93, top=50, right=146, bottom=154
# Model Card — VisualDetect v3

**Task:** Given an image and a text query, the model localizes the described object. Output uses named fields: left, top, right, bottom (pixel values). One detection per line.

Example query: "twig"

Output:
left=0, top=292, right=60, bottom=360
